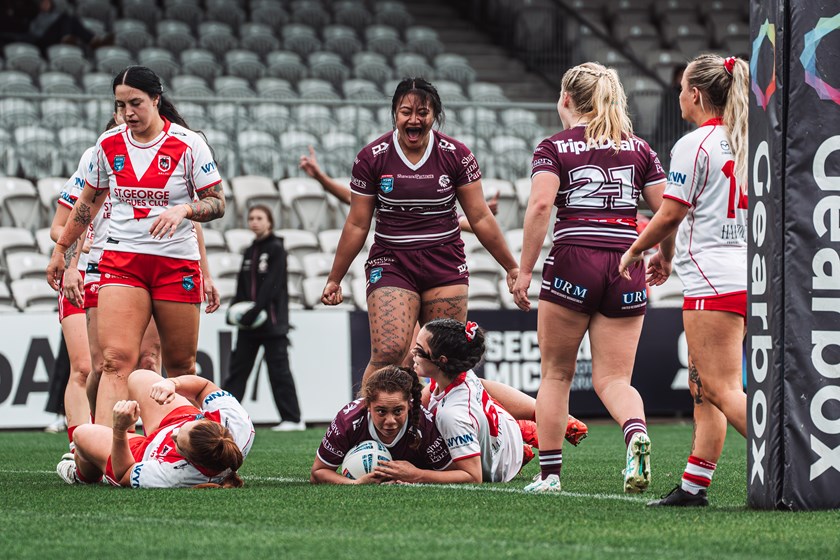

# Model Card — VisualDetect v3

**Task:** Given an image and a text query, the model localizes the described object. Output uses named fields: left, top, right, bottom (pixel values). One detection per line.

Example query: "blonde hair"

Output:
left=686, top=54, right=750, bottom=191
left=561, top=62, right=633, bottom=149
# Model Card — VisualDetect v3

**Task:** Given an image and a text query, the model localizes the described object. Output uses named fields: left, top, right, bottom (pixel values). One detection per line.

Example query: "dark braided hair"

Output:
left=390, top=77, right=445, bottom=129
left=361, top=365, right=423, bottom=450
left=423, top=318, right=485, bottom=381
left=112, top=66, right=189, bottom=129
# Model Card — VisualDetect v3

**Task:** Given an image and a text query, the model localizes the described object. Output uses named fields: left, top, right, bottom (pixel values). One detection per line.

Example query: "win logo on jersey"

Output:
left=379, top=175, right=394, bottom=193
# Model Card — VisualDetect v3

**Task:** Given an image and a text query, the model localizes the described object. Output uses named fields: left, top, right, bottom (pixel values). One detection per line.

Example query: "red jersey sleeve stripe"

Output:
left=663, top=193, right=691, bottom=206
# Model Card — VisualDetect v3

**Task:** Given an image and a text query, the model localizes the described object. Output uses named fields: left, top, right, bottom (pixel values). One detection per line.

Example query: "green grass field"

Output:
left=3, top=422, right=839, bottom=559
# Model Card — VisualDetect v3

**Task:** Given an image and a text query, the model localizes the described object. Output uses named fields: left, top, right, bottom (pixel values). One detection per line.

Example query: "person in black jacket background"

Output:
left=223, top=205, right=304, bottom=431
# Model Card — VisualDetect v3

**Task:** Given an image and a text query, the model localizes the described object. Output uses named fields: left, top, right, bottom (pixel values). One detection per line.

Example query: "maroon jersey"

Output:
left=350, top=130, right=480, bottom=250
left=317, top=398, right=453, bottom=471
left=531, top=126, right=665, bottom=250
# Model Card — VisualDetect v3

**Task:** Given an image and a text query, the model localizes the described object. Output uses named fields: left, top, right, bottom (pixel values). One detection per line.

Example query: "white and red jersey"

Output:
left=531, top=126, right=666, bottom=251
left=83, top=118, right=221, bottom=260
left=58, top=147, right=96, bottom=272
left=350, top=130, right=480, bottom=250
left=664, top=118, right=747, bottom=297
left=427, top=370, right=523, bottom=482
left=127, top=390, right=255, bottom=488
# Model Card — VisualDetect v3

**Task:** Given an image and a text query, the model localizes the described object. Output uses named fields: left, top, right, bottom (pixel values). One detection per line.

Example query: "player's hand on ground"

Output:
left=203, top=276, right=221, bottom=313
left=113, top=400, right=140, bottom=432
left=46, top=250, right=66, bottom=291
left=618, top=249, right=644, bottom=280
left=149, top=379, right=177, bottom=405
left=63, top=268, right=85, bottom=308
left=321, top=280, right=343, bottom=305
left=373, top=460, right=421, bottom=483
left=149, top=205, right=189, bottom=239
left=299, top=146, right=322, bottom=179
left=511, top=270, right=532, bottom=311
left=353, top=471, right=386, bottom=485
left=645, top=250, right=672, bottom=287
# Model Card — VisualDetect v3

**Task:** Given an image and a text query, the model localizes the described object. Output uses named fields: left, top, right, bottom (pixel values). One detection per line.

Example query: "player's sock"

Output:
left=681, top=455, right=716, bottom=495
left=538, top=448, right=562, bottom=480
left=622, top=418, right=647, bottom=447
left=67, top=425, right=78, bottom=453
left=75, top=466, right=102, bottom=484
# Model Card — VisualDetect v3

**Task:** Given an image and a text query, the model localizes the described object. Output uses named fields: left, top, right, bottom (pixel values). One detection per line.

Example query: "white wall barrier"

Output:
left=0, top=310, right=352, bottom=429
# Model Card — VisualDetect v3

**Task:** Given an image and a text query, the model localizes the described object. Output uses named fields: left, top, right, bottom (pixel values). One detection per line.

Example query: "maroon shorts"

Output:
left=683, top=291, right=746, bottom=318
left=99, top=251, right=203, bottom=303
left=540, top=244, right=647, bottom=317
left=58, top=270, right=86, bottom=322
left=364, top=241, right=469, bottom=298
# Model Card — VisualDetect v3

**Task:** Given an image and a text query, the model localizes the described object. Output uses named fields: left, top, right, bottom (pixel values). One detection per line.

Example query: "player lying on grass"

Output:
left=57, top=369, right=254, bottom=488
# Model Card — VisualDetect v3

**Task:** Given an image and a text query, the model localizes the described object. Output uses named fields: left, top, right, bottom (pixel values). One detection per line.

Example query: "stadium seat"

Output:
left=433, top=80, right=468, bottom=103
left=76, top=0, right=117, bottom=25
left=41, top=99, right=83, bottom=132
left=35, top=227, right=54, bottom=255
left=365, top=25, right=403, bottom=58
left=205, top=131, right=237, bottom=182
left=460, top=107, right=498, bottom=139
left=13, top=127, right=63, bottom=182
left=57, top=126, right=98, bottom=174
left=156, top=20, right=197, bottom=53
left=332, top=1, right=372, bottom=32
left=394, top=53, right=434, bottom=81
left=374, top=1, right=413, bottom=30
left=301, top=252, right=334, bottom=279
left=648, top=274, right=684, bottom=307
left=250, top=0, right=290, bottom=28
left=83, top=73, right=113, bottom=96
left=0, top=227, right=37, bottom=264
left=95, top=47, right=134, bottom=75
left=176, top=102, right=210, bottom=130
left=39, top=71, right=82, bottom=95
left=466, top=253, right=503, bottom=284
left=646, top=49, right=685, bottom=83
left=0, top=98, right=39, bottom=130
left=249, top=104, right=292, bottom=134
left=283, top=24, right=323, bottom=57
left=3, top=43, right=45, bottom=78
left=468, top=277, right=501, bottom=308
left=278, top=177, right=330, bottom=233
left=200, top=227, right=228, bottom=253
left=350, top=277, right=367, bottom=310
left=405, top=26, right=445, bottom=60
left=352, top=51, right=392, bottom=84
left=205, top=0, right=246, bottom=28
left=255, top=78, right=297, bottom=100
left=460, top=232, right=484, bottom=255
left=180, top=49, right=222, bottom=83
left=480, top=178, right=519, bottom=231
left=36, top=177, right=66, bottom=217
left=237, top=130, right=280, bottom=178
left=11, top=279, right=58, bottom=311
left=490, top=136, right=532, bottom=182
left=501, top=109, right=544, bottom=141
left=333, top=106, right=378, bottom=141
left=298, top=78, right=341, bottom=101
left=319, top=130, right=360, bottom=175
left=171, top=75, right=214, bottom=97
left=5, top=251, right=50, bottom=281
left=514, top=177, right=532, bottom=210
left=274, top=229, right=320, bottom=262
left=47, top=45, right=91, bottom=80
left=0, top=71, right=37, bottom=95
left=317, top=229, right=342, bottom=254
left=0, top=130, right=14, bottom=177
left=323, top=25, right=363, bottom=59
left=206, top=252, right=243, bottom=279
left=279, top=130, right=321, bottom=175
left=0, top=176, right=41, bottom=230
left=287, top=253, right=304, bottom=296
left=626, top=76, right=664, bottom=138
left=342, top=79, right=382, bottom=101
left=290, top=0, right=331, bottom=28
left=292, top=105, right=333, bottom=136
left=114, top=18, right=155, bottom=52
left=163, top=0, right=203, bottom=28
left=231, top=175, right=281, bottom=225
left=224, top=51, right=266, bottom=83
left=0, top=282, right=18, bottom=312
left=620, top=23, right=662, bottom=57
left=239, top=23, right=280, bottom=57
left=197, top=22, right=238, bottom=58
left=468, top=82, right=509, bottom=103
left=122, top=0, right=160, bottom=28
left=208, top=104, right=244, bottom=137
left=665, top=23, right=710, bottom=57
left=213, top=277, right=237, bottom=305
left=266, top=51, right=308, bottom=83
left=308, top=52, right=351, bottom=88
left=224, top=228, right=254, bottom=254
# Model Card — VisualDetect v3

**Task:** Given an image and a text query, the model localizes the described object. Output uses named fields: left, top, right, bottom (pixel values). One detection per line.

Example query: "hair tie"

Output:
left=723, top=56, right=737, bottom=76
left=465, top=321, right=479, bottom=342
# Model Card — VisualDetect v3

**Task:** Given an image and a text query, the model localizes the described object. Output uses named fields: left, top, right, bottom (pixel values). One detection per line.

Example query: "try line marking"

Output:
left=4, top=470, right=648, bottom=502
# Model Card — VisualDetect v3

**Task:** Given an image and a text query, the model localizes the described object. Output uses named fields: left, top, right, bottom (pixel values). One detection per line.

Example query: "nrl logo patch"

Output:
left=113, top=155, right=125, bottom=172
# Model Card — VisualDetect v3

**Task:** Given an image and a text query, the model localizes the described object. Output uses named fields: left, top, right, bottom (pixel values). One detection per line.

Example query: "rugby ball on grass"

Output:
left=341, top=440, right=392, bottom=480
left=226, top=301, right=268, bottom=329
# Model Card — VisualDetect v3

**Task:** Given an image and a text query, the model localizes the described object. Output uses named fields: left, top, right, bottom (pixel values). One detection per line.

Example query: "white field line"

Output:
left=4, top=470, right=648, bottom=503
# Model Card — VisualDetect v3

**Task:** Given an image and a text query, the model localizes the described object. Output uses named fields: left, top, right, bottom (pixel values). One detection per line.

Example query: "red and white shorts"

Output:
left=58, top=270, right=86, bottom=322
left=83, top=262, right=101, bottom=309
left=98, top=251, right=203, bottom=304
left=683, top=291, right=746, bottom=318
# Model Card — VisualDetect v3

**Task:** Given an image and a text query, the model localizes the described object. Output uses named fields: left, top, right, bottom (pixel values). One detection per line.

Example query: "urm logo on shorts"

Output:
left=622, top=290, right=647, bottom=305
left=113, top=155, right=125, bottom=172
left=369, top=267, right=383, bottom=284
left=553, top=277, right=588, bottom=299
left=379, top=176, right=394, bottom=193
left=182, top=275, right=195, bottom=291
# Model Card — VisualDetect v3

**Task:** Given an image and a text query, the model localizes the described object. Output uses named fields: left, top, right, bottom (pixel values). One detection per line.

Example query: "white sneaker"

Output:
left=45, top=416, right=67, bottom=433
left=524, top=473, right=561, bottom=493
left=623, top=432, right=651, bottom=493
left=56, top=457, right=79, bottom=484
left=271, top=420, right=306, bottom=432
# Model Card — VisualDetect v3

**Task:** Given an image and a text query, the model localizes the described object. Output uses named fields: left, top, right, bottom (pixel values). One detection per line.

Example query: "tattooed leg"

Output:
left=363, top=287, right=421, bottom=383
left=419, top=284, right=469, bottom=325
left=687, top=355, right=728, bottom=462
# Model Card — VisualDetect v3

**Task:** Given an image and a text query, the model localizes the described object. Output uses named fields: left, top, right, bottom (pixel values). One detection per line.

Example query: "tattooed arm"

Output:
left=148, top=183, right=226, bottom=239
left=47, top=185, right=108, bottom=291
left=62, top=232, right=86, bottom=307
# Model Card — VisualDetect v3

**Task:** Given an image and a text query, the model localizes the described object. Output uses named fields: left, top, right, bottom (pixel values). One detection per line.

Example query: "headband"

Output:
left=723, top=56, right=737, bottom=76
left=465, top=321, right=479, bottom=342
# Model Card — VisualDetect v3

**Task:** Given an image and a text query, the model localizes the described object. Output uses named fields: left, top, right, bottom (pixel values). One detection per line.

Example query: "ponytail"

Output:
left=188, top=420, right=244, bottom=485
left=561, top=62, right=633, bottom=149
